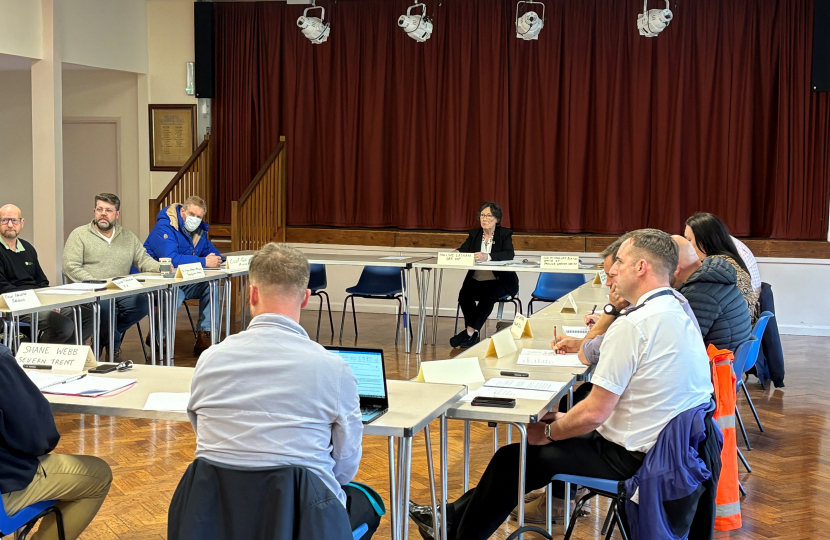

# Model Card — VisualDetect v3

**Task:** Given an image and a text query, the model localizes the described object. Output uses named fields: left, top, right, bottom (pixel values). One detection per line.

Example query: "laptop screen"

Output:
left=326, top=347, right=387, bottom=400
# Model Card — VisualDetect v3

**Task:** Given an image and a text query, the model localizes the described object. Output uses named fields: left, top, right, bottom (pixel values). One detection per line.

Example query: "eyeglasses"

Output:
left=94, top=207, right=116, bottom=216
left=116, top=360, right=133, bottom=372
left=0, top=218, right=22, bottom=225
left=479, top=213, right=495, bottom=220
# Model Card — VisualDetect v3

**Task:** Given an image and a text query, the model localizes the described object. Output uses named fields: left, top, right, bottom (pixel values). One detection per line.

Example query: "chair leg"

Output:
left=516, top=298, right=523, bottom=316
left=395, top=297, right=402, bottom=345
left=184, top=303, right=197, bottom=339
left=339, top=296, right=350, bottom=343
left=601, top=500, right=615, bottom=536
left=454, top=303, right=461, bottom=335
left=350, top=296, right=358, bottom=340
left=496, top=301, right=505, bottom=320
left=315, top=293, right=324, bottom=342
left=740, top=380, right=765, bottom=432
left=736, top=406, right=751, bottom=450
left=739, top=482, right=747, bottom=496
left=136, top=323, right=149, bottom=364
left=613, top=503, right=630, bottom=540
left=528, top=298, right=535, bottom=316
left=321, top=291, right=334, bottom=336
left=738, top=447, right=752, bottom=473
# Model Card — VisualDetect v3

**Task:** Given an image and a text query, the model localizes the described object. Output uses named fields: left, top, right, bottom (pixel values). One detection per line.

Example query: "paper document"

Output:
left=136, top=275, right=172, bottom=280
left=476, top=260, right=513, bottom=266
left=419, top=357, right=485, bottom=385
left=462, top=386, right=556, bottom=402
left=484, top=378, right=567, bottom=394
left=26, top=372, right=87, bottom=390
left=578, top=263, right=596, bottom=269
left=144, top=392, right=191, bottom=412
left=42, top=376, right=136, bottom=397
left=516, top=349, right=585, bottom=368
left=562, top=326, right=589, bottom=338
left=38, top=283, right=105, bottom=295
left=379, top=256, right=410, bottom=260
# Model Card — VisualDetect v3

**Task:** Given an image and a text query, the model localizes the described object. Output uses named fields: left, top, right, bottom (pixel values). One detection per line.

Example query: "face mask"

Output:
left=184, top=215, right=202, bottom=232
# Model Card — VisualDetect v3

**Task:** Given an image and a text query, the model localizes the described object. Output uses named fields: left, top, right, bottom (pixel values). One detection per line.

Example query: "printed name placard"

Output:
left=560, top=293, right=580, bottom=314
left=540, top=255, right=579, bottom=271
left=0, top=290, right=41, bottom=311
left=485, top=329, right=518, bottom=359
left=108, top=277, right=143, bottom=291
left=593, top=269, right=608, bottom=285
left=227, top=255, right=252, bottom=272
left=175, top=262, right=206, bottom=279
left=16, top=343, right=97, bottom=372
left=510, top=313, right=534, bottom=339
left=437, top=252, right=475, bottom=267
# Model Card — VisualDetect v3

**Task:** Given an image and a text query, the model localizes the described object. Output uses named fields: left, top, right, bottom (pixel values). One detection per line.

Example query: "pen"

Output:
left=500, top=371, right=529, bottom=377
left=591, top=305, right=597, bottom=314
left=554, top=326, right=557, bottom=343
left=23, top=364, right=52, bottom=370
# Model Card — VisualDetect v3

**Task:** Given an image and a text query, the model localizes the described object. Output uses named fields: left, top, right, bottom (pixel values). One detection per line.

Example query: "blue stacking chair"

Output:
left=739, top=312, right=773, bottom=432
left=528, top=273, right=588, bottom=315
left=340, top=266, right=409, bottom=344
left=0, top=495, right=65, bottom=540
left=309, top=264, right=334, bottom=341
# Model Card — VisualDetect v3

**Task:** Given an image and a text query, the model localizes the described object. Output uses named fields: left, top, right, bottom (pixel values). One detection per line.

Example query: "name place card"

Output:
left=438, top=252, right=475, bottom=267
left=0, top=290, right=41, bottom=311
left=541, top=255, right=580, bottom=271
left=108, top=277, right=143, bottom=291
left=560, top=293, right=580, bottom=314
left=175, top=262, right=206, bottom=279
left=227, top=255, right=253, bottom=271
left=510, top=313, right=534, bottom=339
left=16, top=343, right=97, bottom=373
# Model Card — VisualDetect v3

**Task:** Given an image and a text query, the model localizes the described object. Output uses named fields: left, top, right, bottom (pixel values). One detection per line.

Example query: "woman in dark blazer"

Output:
left=450, top=202, right=519, bottom=348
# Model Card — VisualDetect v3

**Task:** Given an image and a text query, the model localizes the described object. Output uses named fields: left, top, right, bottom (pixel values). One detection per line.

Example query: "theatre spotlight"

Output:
left=297, top=2, right=330, bottom=44
left=398, top=3, right=433, bottom=43
left=515, top=1, right=545, bottom=40
left=637, top=0, right=673, bottom=37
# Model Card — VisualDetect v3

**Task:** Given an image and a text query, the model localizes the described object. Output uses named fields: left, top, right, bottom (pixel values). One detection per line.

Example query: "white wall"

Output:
left=62, top=69, right=141, bottom=236
left=58, top=0, right=148, bottom=74
left=0, top=0, right=42, bottom=59
left=292, top=244, right=830, bottom=337
left=0, top=69, right=34, bottom=243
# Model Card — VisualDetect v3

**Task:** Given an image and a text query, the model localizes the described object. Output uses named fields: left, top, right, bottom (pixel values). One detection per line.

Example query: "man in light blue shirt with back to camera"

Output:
left=187, top=242, right=380, bottom=538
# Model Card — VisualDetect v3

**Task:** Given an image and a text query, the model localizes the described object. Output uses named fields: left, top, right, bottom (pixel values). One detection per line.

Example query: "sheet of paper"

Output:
left=379, top=256, right=410, bottom=260
left=42, top=376, right=137, bottom=397
left=516, top=349, right=585, bottom=368
left=476, top=260, right=513, bottom=266
left=135, top=275, right=172, bottom=280
left=484, top=378, right=567, bottom=394
left=562, top=325, right=589, bottom=338
left=461, top=386, right=556, bottom=402
left=48, top=283, right=107, bottom=291
left=419, top=357, right=485, bottom=386
left=143, top=392, right=191, bottom=412
left=26, top=372, right=86, bottom=391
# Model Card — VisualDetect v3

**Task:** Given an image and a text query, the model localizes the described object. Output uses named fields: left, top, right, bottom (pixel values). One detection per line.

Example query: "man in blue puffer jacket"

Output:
left=144, top=196, right=221, bottom=355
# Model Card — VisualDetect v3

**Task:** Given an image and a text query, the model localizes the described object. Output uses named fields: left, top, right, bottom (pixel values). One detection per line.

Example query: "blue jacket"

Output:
left=144, top=204, right=219, bottom=268
left=624, top=402, right=722, bottom=540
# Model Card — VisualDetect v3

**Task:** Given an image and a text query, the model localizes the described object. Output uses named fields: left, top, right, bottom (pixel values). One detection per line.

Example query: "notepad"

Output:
left=461, top=387, right=557, bottom=402
left=516, top=349, right=584, bottom=368
left=26, top=372, right=87, bottom=390
left=379, top=256, right=410, bottom=260
left=42, top=376, right=136, bottom=397
left=562, top=326, right=589, bottom=338
left=143, top=392, right=190, bottom=412
left=39, top=283, right=106, bottom=295
left=484, top=378, right=567, bottom=394
left=476, top=260, right=513, bottom=266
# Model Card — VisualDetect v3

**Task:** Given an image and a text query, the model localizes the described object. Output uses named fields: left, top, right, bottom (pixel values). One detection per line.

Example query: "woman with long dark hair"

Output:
left=684, top=212, right=758, bottom=319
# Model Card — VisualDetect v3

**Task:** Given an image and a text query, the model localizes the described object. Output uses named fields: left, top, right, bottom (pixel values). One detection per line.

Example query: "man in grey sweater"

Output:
left=62, top=193, right=160, bottom=358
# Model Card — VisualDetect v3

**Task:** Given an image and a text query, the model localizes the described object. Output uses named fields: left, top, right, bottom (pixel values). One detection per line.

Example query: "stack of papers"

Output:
left=476, top=260, right=513, bottom=266
left=461, top=377, right=567, bottom=402
left=143, top=392, right=190, bottom=412
left=39, top=283, right=107, bottom=295
left=516, top=349, right=585, bottom=368
left=42, top=376, right=137, bottom=397
left=26, top=372, right=87, bottom=390
left=562, top=325, right=589, bottom=338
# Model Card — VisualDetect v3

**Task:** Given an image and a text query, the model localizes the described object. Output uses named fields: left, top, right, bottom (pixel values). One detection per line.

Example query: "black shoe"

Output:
left=459, top=331, right=480, bottom=349
left=409, top=501, right=440, bottom=540
left=450, top=330, right=470, bottom=348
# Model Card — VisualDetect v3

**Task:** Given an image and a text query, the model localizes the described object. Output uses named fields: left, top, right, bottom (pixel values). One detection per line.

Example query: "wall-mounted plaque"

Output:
left=149, top=104, right=197, bottom=171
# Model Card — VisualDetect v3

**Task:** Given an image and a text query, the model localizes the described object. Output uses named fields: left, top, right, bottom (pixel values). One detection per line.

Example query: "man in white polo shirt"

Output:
left=409, top=229, right=714, bottom=540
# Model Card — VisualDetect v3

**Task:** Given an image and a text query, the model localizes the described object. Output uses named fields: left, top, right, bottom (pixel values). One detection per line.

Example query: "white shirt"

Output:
left=94, top=227, right=114, bottom=245
left=593, top=287, right=713, bottom=453
left=731, top=236, right=761, bottom=291
left=472, top=236, right=496, bottom=281
left=188, top=314, right=363, bottom=507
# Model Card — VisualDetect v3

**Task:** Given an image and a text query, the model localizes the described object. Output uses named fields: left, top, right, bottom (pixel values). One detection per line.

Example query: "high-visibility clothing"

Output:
left=708, top=344, right=742, bottom=530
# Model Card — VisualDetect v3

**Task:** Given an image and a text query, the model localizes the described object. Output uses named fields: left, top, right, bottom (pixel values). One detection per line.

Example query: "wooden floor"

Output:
left=37, top=308, right=830, bottom=540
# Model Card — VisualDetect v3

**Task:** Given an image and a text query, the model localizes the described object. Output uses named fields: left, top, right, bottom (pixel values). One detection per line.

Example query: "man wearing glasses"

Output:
left=63, top=193, right=160, bottom=360
left=0, top=204, right=77, bottom=343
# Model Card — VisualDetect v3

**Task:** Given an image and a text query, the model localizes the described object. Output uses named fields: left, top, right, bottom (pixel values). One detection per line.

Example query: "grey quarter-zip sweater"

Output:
left=63, top=221, right=160, bottom=282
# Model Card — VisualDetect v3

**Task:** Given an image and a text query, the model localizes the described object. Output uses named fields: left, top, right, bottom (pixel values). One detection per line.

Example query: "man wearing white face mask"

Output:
left=144, top=196, right=221, bottom=354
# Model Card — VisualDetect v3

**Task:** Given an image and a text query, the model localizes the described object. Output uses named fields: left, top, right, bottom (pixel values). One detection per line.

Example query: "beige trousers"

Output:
left=1, top=454, right=112, bottom=540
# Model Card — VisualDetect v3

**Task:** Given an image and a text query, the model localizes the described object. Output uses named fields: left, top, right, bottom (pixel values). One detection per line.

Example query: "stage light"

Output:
left=515, top=1, right=545, bottom=40
left=398, top=3, right=433, bottom=43
left=297, top=2, right=330, bottom=44
left=637, top=0, right=673, bottom=37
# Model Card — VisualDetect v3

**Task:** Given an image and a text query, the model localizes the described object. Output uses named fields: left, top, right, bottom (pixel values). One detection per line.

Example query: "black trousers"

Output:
left=344, top=484, right=381, bottom=539
left=458, top=278, right=508, bottom=331
left=19, top=311, right=76, bottom=344
left=447, top=431, right=644, bottom=540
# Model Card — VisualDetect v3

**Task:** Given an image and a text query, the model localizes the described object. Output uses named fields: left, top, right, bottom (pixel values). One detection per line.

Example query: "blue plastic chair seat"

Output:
left=308, top=264, right=328, bottom=292
left=352, top=523, right=369, bottom=540
left=0, top=499, right=59, bottom=535
left=345, top=266, right=403, bottom=297
left=531, top=273, right=588, bottom=302
left=551, top=474, right=620, bottom=495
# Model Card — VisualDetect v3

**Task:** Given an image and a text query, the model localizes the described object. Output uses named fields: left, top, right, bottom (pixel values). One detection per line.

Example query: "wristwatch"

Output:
left=544, top=422, right=556, bottom=443
left=604, top=303, right=621, bottom=317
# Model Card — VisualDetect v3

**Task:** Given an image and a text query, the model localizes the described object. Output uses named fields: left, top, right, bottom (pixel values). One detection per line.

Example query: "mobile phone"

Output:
left=82, top=280, right=107, bottom=284
left=471, top=396, right=516, bottom=408
left=88, top=364, right=118, bottom=374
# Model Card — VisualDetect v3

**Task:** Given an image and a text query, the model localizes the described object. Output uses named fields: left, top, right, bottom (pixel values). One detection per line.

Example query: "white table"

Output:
left=45, top=365, right=465, bottom=540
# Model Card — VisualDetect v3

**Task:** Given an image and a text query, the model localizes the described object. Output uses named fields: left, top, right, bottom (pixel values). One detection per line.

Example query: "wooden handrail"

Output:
left=148, top=135, right=212, bottom=228
left=238, top=141, right=286, bottom=207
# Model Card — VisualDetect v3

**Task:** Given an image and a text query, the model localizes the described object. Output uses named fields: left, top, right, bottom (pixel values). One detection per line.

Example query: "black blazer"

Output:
left=458, top=226, right=519, bottom=296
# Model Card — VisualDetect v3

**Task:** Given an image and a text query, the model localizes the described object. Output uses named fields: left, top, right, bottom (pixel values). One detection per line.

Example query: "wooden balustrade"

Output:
left=148, top=135, right=212, bottom=227
left=231, top=137, right=287, bottom=251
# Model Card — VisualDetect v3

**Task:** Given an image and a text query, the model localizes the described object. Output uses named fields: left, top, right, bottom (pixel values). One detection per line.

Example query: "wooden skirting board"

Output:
left=210, top=225, right=830, bottom=259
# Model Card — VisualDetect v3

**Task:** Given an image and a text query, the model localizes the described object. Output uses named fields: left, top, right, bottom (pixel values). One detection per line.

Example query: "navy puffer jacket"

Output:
left=678, top=256, right=752, bottom=352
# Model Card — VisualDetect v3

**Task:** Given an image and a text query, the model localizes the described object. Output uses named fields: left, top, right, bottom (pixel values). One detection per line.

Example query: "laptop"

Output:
left=324, top=346, right=390, bottom=424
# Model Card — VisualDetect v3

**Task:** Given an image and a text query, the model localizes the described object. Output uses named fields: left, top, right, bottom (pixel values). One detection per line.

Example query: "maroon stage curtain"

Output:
left=213, top=0, right=830, bottom=239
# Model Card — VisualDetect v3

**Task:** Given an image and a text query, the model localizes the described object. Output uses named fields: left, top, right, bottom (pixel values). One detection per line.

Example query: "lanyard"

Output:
left=620, top=288, right=675, bottom=316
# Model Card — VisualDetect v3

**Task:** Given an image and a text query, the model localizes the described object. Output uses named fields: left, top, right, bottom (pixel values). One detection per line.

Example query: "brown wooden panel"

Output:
left=287, top=227, right=397, bottom=246
left=743, top=239, right=830, bottom=259
left=208, top=223, right=231, bottom=238
left=512, top=235, right=586, bottom=252
left=585, top=236, right=620, bottom=254
left=395, top=231, right=467, bottom=249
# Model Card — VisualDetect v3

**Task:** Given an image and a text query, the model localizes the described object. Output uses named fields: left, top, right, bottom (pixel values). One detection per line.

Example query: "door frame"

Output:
left=62, top=116, right=123, bottom=206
